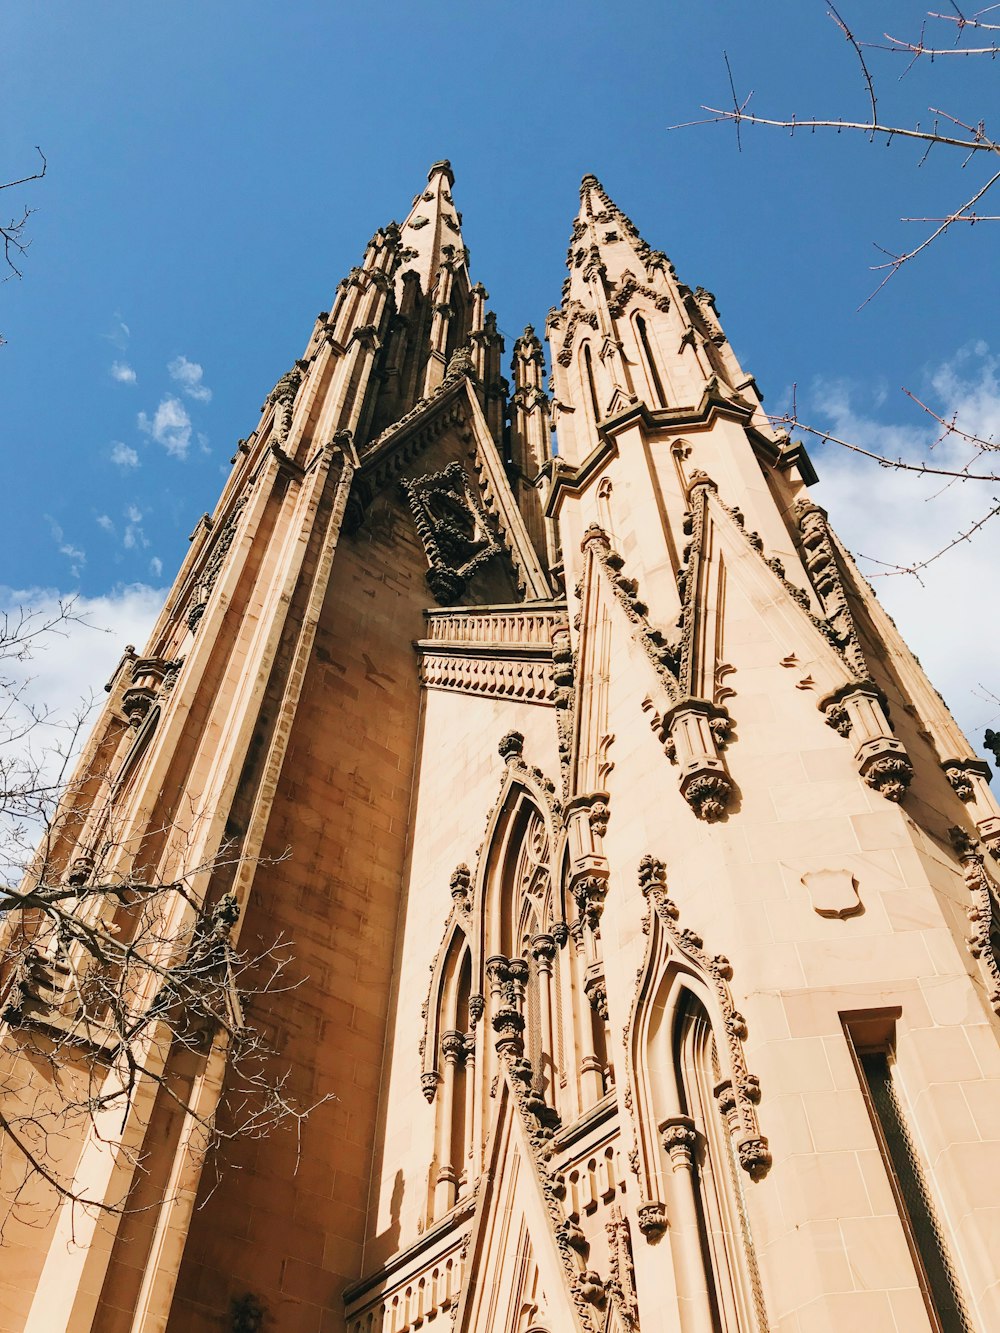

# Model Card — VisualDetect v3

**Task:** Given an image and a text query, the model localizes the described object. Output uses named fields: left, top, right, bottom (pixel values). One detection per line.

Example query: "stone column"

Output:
left=661, top=1115, right=715, bottom=1333
left=531, top=933, right=556, bottom=1096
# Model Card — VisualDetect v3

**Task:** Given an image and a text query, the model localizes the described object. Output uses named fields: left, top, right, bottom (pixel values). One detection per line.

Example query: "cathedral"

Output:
left=3, top=161, right=1000, bottom=1333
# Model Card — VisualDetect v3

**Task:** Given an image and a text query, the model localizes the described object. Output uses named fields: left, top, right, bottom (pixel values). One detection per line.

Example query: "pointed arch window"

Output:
left=581, top=343, right=600, bottom=431
left=634, top=312, right=667, bottom=408
left=670, top=991, right=766, bottom=1333
left=430, top=930, right=473, bottom=1217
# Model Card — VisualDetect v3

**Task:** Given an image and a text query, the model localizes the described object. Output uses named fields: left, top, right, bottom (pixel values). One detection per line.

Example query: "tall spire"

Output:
left=364, top=159, right=508, bottom=423
left=396, top=159, right=468, bottom=302
left=546, top=172, right=767, bottom=465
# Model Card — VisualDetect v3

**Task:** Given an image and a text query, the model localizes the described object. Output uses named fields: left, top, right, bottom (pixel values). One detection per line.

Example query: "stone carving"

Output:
left=418, top=651, right=554, bottom=702
left=865, top=753, right=915, bottom=802
left=636, top=1199, right=667, bottom=1240
left=801, top=868, right=862, bottom=919
left=793, top=498, right=869, bottom=676
left=822, top=683, right=914, bottom=804
left=607, top=270, right=671, bottom=319
left=400, top=461, right=503, bottom=604
left=410, top=214, right=429, bottom=230
left=945, top=765, right=976, bottom=802
left=950, top=827, right=1000, bottom=1016
left=581, top=524, right=680, bottom=700
left=621, top=854, right=771, bottom=1234
left=187, top=495, right=248, bottom=633
left=450, top=863, right=472, bottom=911
left=551, top=621, right=575, bottom=799
left=555, top=303, right=600, bottom=365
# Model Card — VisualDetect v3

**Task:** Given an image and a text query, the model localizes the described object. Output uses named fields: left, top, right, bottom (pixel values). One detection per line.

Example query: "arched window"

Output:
left=634, top=312, right=667, bottom=408
left=581, top=343, right=600, bottom=429
left=671, top=991, right=766, bottom=1333
left=431, top=932, right=472, bottom=1217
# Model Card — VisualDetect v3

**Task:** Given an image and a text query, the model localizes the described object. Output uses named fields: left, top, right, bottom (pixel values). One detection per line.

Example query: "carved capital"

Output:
left=441, top=1029, right=467, bottom=1066
left=530, top=933, right=556, bottom=968
left=661, top=1115, right=698, bottom=1170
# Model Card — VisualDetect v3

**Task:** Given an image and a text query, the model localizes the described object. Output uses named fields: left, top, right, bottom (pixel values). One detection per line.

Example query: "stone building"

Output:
left=3, top=162, right=1000, bottom=1332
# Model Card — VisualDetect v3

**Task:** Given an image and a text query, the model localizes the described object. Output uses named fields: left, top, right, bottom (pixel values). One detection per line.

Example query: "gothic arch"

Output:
left=623, top=855, right=771, bottom=1244
left=421, top=913, right=472, bottom=1099
left=631, top=310, right=667, bottom=408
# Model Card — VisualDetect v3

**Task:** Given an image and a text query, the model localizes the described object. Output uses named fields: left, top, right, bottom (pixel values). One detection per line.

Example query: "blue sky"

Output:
left=2, top=1, right=998, bottom=747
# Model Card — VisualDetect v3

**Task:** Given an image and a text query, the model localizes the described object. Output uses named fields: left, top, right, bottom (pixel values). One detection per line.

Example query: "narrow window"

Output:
left=674, top=992, right=766, bottom=1332
left=635, top=313, right=667, bottom=408
left=844, top=1014, right=972, bottom=1333
left=582, top=344, right=600, bottom=427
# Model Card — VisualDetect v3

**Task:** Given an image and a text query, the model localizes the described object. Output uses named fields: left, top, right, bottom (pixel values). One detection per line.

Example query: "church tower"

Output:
left=3, top=164, right=1000, bottom=1333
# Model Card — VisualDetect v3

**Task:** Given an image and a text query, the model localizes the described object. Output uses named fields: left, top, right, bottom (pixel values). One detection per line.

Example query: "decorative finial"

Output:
left=428, top=159, right=455, bottom=186
left=580, top=173, right=600, bottom=192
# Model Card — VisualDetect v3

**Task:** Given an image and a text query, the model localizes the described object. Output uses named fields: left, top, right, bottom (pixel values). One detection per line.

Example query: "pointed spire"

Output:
left=396, top=158, right=469, bottom=302
left=563, top=172, right=672, bottom=303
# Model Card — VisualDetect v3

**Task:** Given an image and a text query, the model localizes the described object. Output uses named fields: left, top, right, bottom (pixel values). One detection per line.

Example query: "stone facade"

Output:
left=3, top=162, right=1000, bottom=1332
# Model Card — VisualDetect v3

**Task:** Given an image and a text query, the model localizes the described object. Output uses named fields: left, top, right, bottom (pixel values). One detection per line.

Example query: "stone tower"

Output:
left=3, top=163, right=1000, bottom=1333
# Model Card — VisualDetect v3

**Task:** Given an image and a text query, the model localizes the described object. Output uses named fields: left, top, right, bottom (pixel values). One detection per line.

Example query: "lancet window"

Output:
left=581, top=343, right=601, bottom=434
left=633, top=312, right=667, bottom=408
left=624, top=856, right=770, bottom=1328
left=422, top=754, right=617, bottom=1226
left=670, top=990, right=766, bottom=1333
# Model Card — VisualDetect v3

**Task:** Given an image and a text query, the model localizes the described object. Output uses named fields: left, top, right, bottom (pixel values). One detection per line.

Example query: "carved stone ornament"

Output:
left=636, top=1199, right=668, bottom=1239
left=801, top=868, right=863, bottom=919
left=400, top=461, right=503, bottom=605
left=621, top=853, right=772, bottom=1218
left=823, top=683, right=913, bottom=804
left=648, top=697, right=735, bottom=822
left=949, top=827, right=1000, bottom=1016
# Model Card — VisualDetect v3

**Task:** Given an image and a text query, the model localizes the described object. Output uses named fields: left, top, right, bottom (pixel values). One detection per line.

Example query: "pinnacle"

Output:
left=428, top=159, right=455, bottom=186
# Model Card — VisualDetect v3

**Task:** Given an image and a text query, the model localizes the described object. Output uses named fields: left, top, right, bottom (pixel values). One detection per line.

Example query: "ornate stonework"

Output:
left=7, top=162, right=999, bottom=1333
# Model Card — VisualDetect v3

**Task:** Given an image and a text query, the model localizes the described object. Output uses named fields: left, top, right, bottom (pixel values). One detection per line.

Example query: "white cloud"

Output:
left=45, top=517, right=86, bottom=580
left=149, top=556, right=163, bottom=578
left=96, top=514, right=114, bottom=533
left=122, top=503, right=149, bottom=552
left=103, top=315, right=130, bottom=352
left=806, top=343, right=1000, bottom=750
left=138, top=395, right=192, bottom=459
left=110, top=441, right=139, bottom=469
left=110, top=361, right=136, bottom=384
left=168, top=355, right=212, bottom=403
left=0, top=583, right=165, bottom=857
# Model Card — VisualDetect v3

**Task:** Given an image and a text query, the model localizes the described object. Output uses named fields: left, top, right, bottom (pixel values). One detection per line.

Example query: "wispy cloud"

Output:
left=110, top=361, right=137, bottom=385
left=805, top=342, right=1000, bottom=745
left=45, top=517, right=86, bottom=580
left=138, top=395, right=192, bottom=459
left=168, top=355, right=212, bottom=403
left=103, top=314, right=130, bottom=352
left=110, top=441, right=139, bottom=469
left=122, top=504, right=149, bottom=551
left=96, top=514, right=114, bottom=534
left=149, top=556, right=163, bottom=579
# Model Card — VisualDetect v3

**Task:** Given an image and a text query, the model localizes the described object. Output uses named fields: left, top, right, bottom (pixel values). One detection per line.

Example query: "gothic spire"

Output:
left=561, top=173, right=674, bottom=311
left=397, top=159, right=470, bottom=303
